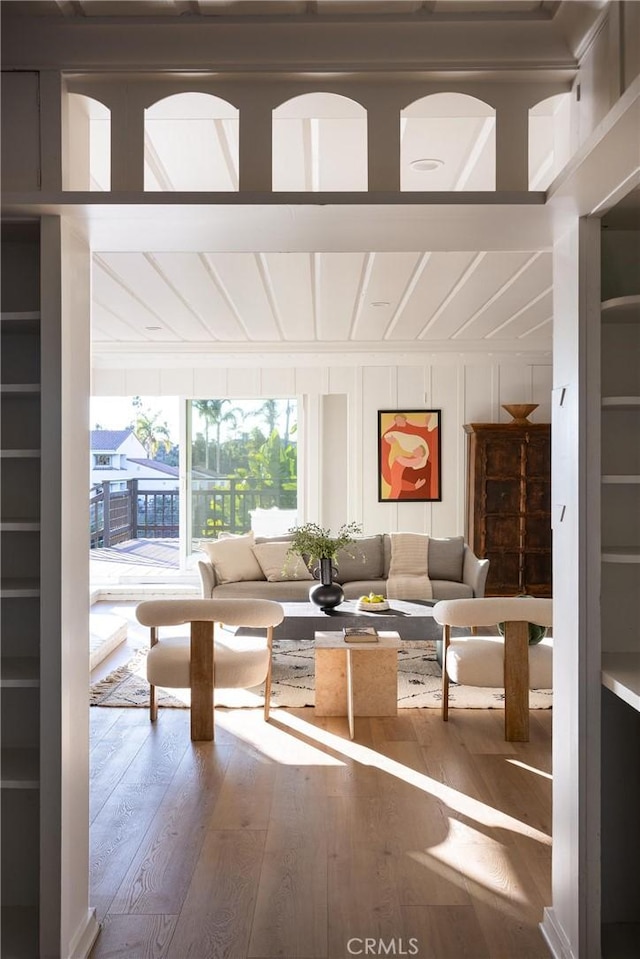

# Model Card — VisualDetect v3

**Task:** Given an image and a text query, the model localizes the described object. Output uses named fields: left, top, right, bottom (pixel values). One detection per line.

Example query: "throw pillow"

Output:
left=200, top=532, right=265, bottom=585
left=252, top=541, right=313, bottom=583
left=334, top=535, right=384, bottom=583
left=428, top=536, right=464, bottom=582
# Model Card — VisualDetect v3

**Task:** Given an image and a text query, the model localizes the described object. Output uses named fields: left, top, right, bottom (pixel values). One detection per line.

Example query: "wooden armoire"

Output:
left=464, top=421, right=552, bottom=597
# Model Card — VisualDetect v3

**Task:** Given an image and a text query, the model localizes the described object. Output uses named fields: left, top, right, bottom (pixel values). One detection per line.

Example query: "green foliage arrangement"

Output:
left=286, top=521, right=363, bottom=564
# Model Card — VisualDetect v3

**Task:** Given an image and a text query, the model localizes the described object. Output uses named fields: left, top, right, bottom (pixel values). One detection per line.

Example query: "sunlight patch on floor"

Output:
left=408, top=847, right=534, bottom=915
left=507, top=758, right=552, bottom=780
left=215, top=708, right=346, bottom=765
left=270, top=710, right=551, bottom=846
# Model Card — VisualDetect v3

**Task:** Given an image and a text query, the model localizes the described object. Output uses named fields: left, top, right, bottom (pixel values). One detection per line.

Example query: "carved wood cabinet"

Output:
left=464, top=422, right=552, bottom=597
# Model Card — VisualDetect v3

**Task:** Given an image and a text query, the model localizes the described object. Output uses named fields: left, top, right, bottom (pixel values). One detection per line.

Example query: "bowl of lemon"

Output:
left=357, top=592, right=390, bottom=612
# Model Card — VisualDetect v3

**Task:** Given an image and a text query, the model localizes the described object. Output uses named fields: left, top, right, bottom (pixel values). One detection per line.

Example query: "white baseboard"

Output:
left=541, top=907, right=576, bottom=959
left=68, top=908, right=100, bottom=959
left=90, top=582, right=199, bottom=603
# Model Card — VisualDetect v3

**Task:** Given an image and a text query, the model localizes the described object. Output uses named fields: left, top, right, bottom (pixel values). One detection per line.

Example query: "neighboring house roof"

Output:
left=127, top=458, right=179, bottom=477
left=91, top=429, right=134, bottom=451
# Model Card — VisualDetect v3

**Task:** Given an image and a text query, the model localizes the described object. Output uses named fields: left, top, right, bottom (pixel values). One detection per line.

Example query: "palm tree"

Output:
left=250, top=399, right=279, bottom=437
left=193, top=399, right=241, bottom=473
left=134, top=409, right=172, bottom=459
left=283, top=399, right=295, bottom=447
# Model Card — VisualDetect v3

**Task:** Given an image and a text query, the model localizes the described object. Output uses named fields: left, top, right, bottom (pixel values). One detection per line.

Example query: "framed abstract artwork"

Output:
left=378, top=410, right=442, bottom=502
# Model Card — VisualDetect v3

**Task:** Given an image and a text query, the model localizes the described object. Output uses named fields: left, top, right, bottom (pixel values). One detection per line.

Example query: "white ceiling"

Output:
left=92, top=248, right=552, bottom=351
left=6, top=0, right=572, bottom=357
left=87, top=89, right=559, bottom=354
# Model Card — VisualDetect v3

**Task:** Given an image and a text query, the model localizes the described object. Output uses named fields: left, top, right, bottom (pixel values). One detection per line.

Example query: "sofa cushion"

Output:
left=200, top=532, right=265, bottom=585
left=430, top=580, right=473, bottom=600
left=211, top=579, right=312, bottom=602
left=428, top=537, right=465, bottom=583
left=252, top=541, right=313, bottom=583
left=334, top=535, right=384, bottom=583
left=342, top=580, right=387, bottom=600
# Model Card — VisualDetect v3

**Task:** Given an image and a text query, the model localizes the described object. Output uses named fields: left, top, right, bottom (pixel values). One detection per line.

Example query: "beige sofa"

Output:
left=197, top=532, right=489, bottom=603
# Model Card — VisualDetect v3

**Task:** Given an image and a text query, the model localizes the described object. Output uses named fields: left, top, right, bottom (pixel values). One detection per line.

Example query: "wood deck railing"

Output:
left=90, top=479, right=295, bottom=547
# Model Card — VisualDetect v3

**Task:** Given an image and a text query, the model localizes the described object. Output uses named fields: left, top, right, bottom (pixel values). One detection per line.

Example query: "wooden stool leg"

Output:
left=503, top=620, right=530, bottom=742
left=149, top=626, right=158, bottom=722
left=442, top=625, right=450, bottom=722
left=190, top=620, right=214, bottom=741
left=263, top=626, right=273, bottom=722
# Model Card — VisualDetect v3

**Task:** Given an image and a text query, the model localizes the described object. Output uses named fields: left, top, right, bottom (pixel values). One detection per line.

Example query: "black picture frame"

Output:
left=378, top=409, right=442, bottom=502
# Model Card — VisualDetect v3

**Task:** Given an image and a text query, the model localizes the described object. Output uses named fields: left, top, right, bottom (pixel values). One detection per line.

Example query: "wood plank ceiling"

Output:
left=14, top=0, right=561, bottom=353
left=92, top=249, right=552, bottom=349
left=86, top=86, right=557, bottom=351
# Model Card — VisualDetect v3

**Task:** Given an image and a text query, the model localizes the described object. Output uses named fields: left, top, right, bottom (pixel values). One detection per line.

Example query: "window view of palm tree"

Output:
left=190, top=398, right=297, bottom=542
left=89, top=396, right=181, bottom=573
left=131, top=395, right=173, bottom=459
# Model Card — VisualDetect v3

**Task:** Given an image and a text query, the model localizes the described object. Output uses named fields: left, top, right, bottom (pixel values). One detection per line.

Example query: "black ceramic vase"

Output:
left=309, top=557, right=344, bottom=611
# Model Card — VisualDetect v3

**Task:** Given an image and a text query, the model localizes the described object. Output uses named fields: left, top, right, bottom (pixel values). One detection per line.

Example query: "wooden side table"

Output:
left=314, top=630, right=401, bottom=738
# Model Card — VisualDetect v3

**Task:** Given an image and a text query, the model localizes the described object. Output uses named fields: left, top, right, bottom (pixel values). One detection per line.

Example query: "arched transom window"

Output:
left=273, top=92, right=368, bottom=191
left=144, top=92, right=239, bottom=191
left=401, top=92, right=496, bottom=191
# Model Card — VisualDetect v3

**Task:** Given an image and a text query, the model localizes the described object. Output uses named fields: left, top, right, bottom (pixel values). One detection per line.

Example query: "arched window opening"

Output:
left=144, top=93, right=239, bottom=191
left=65, top=94, right=110, bottom=191
left=273, top=92, right=367, bottom=192
left=401, top=93, right=496, bottom=191
left=528, top=93, right=572, bottom=190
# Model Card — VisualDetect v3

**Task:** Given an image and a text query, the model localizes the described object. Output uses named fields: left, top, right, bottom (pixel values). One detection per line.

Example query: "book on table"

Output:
left=343, top=626, right=379, bottom=643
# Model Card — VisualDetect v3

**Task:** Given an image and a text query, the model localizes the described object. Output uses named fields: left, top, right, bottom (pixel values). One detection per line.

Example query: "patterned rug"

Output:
left=90, top=640, right=552, bottom=710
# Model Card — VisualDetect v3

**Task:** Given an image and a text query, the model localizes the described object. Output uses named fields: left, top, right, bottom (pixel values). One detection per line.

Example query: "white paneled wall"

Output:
left=93, top=354, right=551, bottom=536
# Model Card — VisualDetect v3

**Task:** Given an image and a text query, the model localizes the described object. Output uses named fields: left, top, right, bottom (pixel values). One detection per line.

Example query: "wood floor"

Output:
left=89, top=704, right=552, bottom=959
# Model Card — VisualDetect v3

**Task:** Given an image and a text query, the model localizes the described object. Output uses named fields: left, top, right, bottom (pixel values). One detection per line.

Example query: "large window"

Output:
left=188, top=398, right=298, bottom=546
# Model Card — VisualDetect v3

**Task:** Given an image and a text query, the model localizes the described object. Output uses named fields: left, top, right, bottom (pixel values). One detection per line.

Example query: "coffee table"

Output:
left=273, top=599, right=438, bottom=642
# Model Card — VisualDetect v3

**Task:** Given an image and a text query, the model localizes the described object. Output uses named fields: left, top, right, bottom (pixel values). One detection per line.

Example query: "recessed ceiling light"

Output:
left=145, top=325, right=162, bottom=330
left=371, top=301, right=391, bottom=308
left=410, top=158, right=444, bottom=172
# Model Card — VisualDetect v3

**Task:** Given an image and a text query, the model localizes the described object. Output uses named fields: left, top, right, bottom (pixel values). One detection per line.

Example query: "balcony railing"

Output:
left=90, top=478, right=296, bottom=547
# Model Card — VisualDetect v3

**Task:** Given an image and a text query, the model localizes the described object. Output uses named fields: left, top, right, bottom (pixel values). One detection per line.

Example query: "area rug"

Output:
left=90, top=640, right=552, bottom=710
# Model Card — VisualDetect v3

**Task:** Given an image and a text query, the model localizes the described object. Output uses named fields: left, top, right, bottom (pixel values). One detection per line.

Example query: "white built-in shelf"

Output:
left=0, top=384, right=40, bottom=394
left=0, top=311, right=40, bottom=322
left=1, top=748, right=39, bottom=789
left=0, top=579, right=40, bottom=598
left=1, top=658, right=39, bottom=688
left=602, top=652, right=640, bottom=713
left=602, top=475, right=640, bottom=484
left=0, top=449, right=41, bottom=459
left=0, top=521, right=41, bottom=532
left=602, top=547, right=640, bottom=564
left=601, top=397, right=640, bottom=409
left=601, top=294, right=640, bottom=323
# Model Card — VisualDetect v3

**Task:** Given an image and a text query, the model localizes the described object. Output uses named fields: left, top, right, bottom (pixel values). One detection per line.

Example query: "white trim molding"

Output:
left=69, top=908, right=100, bottom=959
left=541, top=908, right=577, bottom=959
